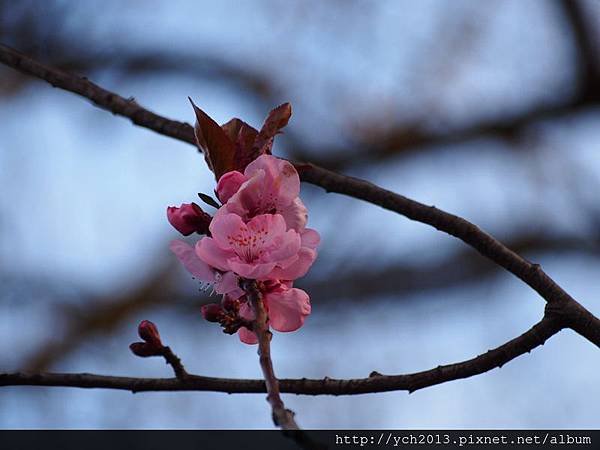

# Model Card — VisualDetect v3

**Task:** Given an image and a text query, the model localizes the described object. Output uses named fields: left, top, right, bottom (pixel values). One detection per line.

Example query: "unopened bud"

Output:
left=167, top=203, right=212, bottom=236
left=138, top=320, right=162, bottom=347
left=129, top=342, right=162, bottom=358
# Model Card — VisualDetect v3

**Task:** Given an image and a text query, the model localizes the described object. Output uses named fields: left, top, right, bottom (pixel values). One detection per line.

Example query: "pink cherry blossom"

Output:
left=167, top=203, right=211, bottom=236
left=169, top=152, right=319, bottom=345
left=215, top=154, right=308, bottom=232
left=196, top=213, right=304, bottom=280
left=169, top=240, right=243, bottom=298
left=269, top=228, right=320, bottom=280
left=236, top=281, right=311, bottom=344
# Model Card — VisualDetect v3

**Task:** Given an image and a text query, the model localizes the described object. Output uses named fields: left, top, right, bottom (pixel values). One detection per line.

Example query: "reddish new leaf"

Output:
left=189, top=98, right=235, bottom=180
left=253, top=102, right=292, bottom=155
left=222, top=118, right=263, bottom=171
left=189, top=100, right=293, bottom=178
left=221, top=118, right=257, bottom=144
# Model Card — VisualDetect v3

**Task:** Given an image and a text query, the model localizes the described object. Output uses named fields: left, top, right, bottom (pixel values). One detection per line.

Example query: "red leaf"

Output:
left=253, top=102, right=292, bottom=155
left=222, top=118, right=265, bottom=172
left=221, top=118, right=257, bottom=144
left=189, top=98, right=235, bottom=180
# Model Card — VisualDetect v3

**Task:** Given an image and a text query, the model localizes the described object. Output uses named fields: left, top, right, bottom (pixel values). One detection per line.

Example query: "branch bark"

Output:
left=0, top=314, right=564, bottom=395
left=297, top=162, right=600, bottom=348
left=160, top=346, right=189, bottom=381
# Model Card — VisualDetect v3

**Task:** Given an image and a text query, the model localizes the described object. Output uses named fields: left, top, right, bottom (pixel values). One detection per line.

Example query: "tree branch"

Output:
left=0, top=44, right=598, bottom=349
left=0, top=43, right=196, bottom=145
left=0, top=314, right=564, bottom=395
left=159, top=346, right=189, bottom=381
left=242, top=280, right=299, bottom=429
left=296, top=162, right=600, bottom=348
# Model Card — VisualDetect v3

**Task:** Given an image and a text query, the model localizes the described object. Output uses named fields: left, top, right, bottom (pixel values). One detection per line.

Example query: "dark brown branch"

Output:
left=297, top=163, right=600, bottom=348
left=1, top=44, right=599, bottom=347
left=242, top=280, right=299, bottom=429
left=0, top=314, right=563, bottom=395
left=0, top=43, right=196, bottom=145
left=159, top=346, right=189, bottom=381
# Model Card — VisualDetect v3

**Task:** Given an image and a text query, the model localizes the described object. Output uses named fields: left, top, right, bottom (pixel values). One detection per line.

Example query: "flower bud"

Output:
left=167, top=203, right=211, bottom=236
left=129, top=342, right=162, bottom=357
left=201, top=303, right=224, bottom=323
left=137, top=320, right=162, bottom=348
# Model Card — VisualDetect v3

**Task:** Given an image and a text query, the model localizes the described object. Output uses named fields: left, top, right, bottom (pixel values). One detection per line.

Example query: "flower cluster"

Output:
left=168, top=155, right=319, bottom=344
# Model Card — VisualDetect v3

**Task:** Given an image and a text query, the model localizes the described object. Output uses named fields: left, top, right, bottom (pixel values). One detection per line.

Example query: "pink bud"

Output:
left=138, top=320, right=162, bottom=347
left=201, top=303, right=224, bottom=323
left=167, top=203, right=211, bottom=236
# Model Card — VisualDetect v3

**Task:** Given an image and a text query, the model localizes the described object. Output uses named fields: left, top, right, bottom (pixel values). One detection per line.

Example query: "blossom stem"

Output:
left=242, top=280, right=299, bottom=430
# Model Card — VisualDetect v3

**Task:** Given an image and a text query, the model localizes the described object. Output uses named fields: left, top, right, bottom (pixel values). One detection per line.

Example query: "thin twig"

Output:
left=0, top=315, right=563, bottom=395
left=160, top=346, right=189, bottom=381
left=241, top=280, right=299, bottom=429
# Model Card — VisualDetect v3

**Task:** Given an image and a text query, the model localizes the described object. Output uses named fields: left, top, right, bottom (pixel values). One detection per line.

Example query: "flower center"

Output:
left=227, top=227, right=268, bottom=262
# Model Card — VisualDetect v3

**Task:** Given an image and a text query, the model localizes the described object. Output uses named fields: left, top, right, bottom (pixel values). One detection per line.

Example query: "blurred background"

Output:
left=1, top=0, right=600, bottom=428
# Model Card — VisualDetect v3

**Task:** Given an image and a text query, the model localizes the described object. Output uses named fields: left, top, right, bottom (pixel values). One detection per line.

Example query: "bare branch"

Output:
left=0, top=43, right=196, bottom=145
left=297, top=162, right=600, bottom=348
left=0, top=314, right=563, bottom=395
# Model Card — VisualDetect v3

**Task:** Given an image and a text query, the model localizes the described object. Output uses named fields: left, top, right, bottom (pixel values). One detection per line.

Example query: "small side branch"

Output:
left=242, top=280, right=299, bottom=430
left=160, top=347, right=189, bottom=381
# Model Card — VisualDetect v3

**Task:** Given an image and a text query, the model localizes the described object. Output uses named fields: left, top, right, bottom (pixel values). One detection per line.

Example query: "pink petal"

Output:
left=245, top=214, right=288, bottom=246
left=238, top=327, right=258, bottom=344
left=195, top=237, right=236, bottom=272
left=300, top=228, right=320, bottom=249
left=214, top=271, right=244, bottom=298
left=265, top=288, right=311, bottom=332
left=237, top=301, right=258, bottom=344
left=216, top=171, right=246, bottom=203
left=169, top=240, right=215, bottom=281
left=228, top=259, right=277, bottom=280
left=210, top=213, right=294, bottom=273
left=279, top=198, right=308, bottom=232
left=209, top=213, right=248, bottom=250
left=245, top=155, right=300, bottom=206
left=267, top=229, right=301, bottom=262
left=269, top=247, right=316, bottom=280
left=230, top=169, right=267, bottom=218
